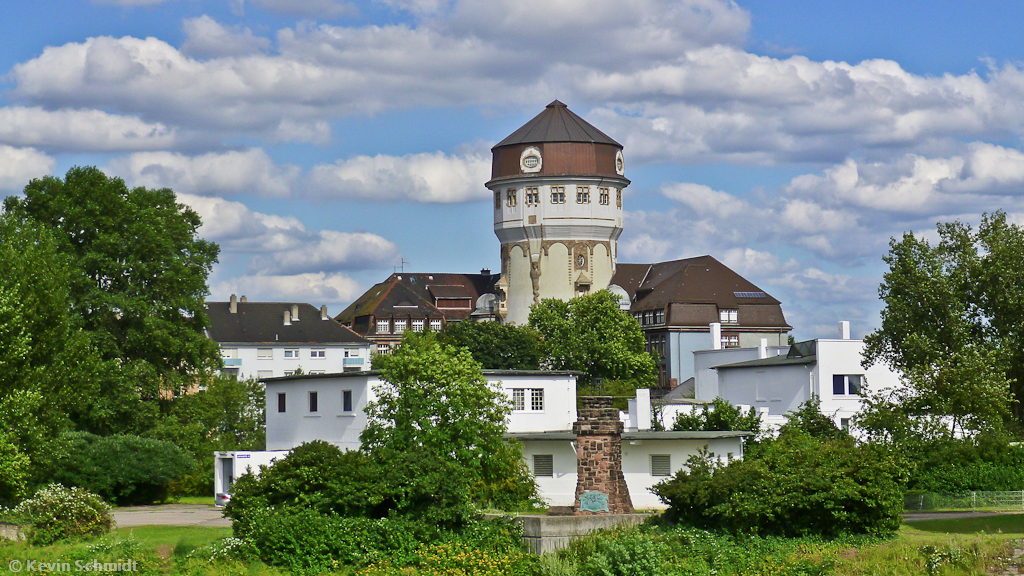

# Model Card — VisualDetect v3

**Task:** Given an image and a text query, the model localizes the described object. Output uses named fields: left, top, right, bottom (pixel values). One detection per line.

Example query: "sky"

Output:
left=2, top=0, right=1024, bottom=340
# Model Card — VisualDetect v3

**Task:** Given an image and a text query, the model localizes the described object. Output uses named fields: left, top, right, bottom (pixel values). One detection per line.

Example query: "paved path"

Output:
left=903, top=511, right=1024, bottom=522
left=112, top=504, right=231, bottom=528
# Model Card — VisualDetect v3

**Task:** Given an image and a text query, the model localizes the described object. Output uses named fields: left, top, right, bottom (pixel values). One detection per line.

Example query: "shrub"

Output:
left=653, top=433, right=905, bottom=537
left=48, top=431, right=195, bottom=505
left=6, top=484, right=112, bottom=545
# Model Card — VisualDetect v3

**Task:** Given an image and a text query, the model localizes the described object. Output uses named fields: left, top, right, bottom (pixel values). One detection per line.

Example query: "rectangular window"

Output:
left=525, top=187, right=540, bottom=205
left=550, top=186, right=565, bottom=204
left=494, top=190, right=501, bottom=210
left=277, top=392, right=286, bottom=413
left=284, top=349, right=299, bottom=359
left=343, top=390, right=353, bottom=412
left=377, top=343, right=391, bottom=356
left=533, top=454, right=554, bottom=477
left=430, top=319, right=442, bottom=331
left=221, top=348, right=238, bottom=359
left=506, top=188, right=517, bottom=207
left=719, top=309, right=738, bottom=323
left=531, top=388, right=544, bottom=411
left=576, top=186, right=590, bottom=203
left=257, top=370, right=273, bottom=380
left=721, top=334, right=739, bottom=348
left=412, top=319, right=424, bottom=331
left=257, top=348, right=273, bottom=360
left=840, top=418, right=850, bottom=431
left=308, top=391, right=318, bottom=413
left=616, top=188, right=622, bottom=208
left=833, top=375, right=863, bottom=395
left=655, top=309, right=665, bottom=324
left=651, top=454, right=671, bottom=477
left=599, top=187, right=610, bottom=205
left=376, top=319, right=390, bottom=333
left=394, top=319, right=407, bottom=333
left=284, top=370, right=295, bottom=376
left=512, top=388, right=525, bottom=411
left=311, top=349, right=326, bottom=358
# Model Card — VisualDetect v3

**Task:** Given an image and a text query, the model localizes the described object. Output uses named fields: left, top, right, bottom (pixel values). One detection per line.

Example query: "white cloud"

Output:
left=662, top=182, right=749, bottom=219
left=212, top=272, right=363, bottom=306
left=181, top=16, right=270, bottom=58
left=0, top=146, right=55, bottom=192
left=252, top=230, right=399, bottom=275
left=109, top=149, right=300, bottom=197
left=0, top=107, right=176, bottom=152
left=249, top=0, right=357, bottom=17
left=307, top=150, right=490, bottom=202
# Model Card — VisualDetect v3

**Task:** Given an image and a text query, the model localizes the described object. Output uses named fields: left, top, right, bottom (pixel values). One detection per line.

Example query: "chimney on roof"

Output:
left=710, top=322, right=721, bottom=350
left=839, top=321, right=850, bottom=340
left=283, top=310, right=291, bottom=326
left=230, top=294, right=237, bottom=314
left=759, top=338, right=768, bottom=359
left=481, top=268, right=491, bottom=275
left=240, top=295, right=247, bottom=302
left=291, top=304, right=299, bottom=321
left=321, top=305, right=329, bottom=320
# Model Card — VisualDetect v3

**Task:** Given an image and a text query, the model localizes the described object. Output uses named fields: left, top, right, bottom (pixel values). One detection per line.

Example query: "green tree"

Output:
left=437, top=320, right=541, bottom=370
left=863, top=212, right=1018, bottom=434
left=672, top=398, right=762, bottom=437
left=4, top=167, right=222, bottom=433
left=777, top=396, right=849, bottom=441
left=528, top=290, right=657, bottom=388
left=364, top=332, right=537, bottom=511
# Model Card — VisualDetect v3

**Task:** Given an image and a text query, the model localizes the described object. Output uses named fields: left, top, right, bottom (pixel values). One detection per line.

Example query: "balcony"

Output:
left=343, top=357, right=364, bottom=367
left=223, top=358, right=242, bottom=367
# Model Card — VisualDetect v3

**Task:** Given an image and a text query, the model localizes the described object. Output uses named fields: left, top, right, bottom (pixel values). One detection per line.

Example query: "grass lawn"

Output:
left=173, top=496, right=216, bottom=506
left=904, top=513, right=1024, bottom=535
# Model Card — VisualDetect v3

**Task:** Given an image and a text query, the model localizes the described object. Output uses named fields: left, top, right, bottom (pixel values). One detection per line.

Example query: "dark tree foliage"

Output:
left=437, top=319, right=542, bottom=370
left=777, top=396, right=849, bottom=441
left=528, top=290, right=657, bottom=388
left=863, top=211, right=1017, bottom=432
left=4, top=167, right=221, bottom=433
left=672, top=398, right=762, bottom=436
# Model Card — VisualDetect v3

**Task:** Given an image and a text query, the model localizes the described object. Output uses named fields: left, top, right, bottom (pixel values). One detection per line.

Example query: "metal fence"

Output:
left=905, top=491, right=1024, bottom=511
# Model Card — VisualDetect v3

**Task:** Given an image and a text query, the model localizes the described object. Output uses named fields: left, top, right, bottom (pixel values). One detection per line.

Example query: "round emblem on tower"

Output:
left=615, top=150, right=625, bottom=175
left=520, top=147, right=542, bottom=173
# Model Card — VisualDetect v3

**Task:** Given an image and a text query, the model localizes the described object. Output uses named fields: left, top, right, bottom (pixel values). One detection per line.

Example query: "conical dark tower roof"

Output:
left=494, top=100, right=621, bottom=148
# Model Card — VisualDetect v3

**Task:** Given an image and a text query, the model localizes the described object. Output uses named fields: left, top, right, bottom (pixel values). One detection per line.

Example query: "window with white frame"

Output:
left=655, top=309, right=665, bottom=324
left=833, top=374, right=862, bottom=396
left=576, top=186, right=590, bottom=203
left=550, top=186, right=565, bottom=204
left=376, top=319, right=390, bottom=333
left=257, top=348, right=273, bottom=360
left=412, top=319, right=424, bottom=332
left=533, top=454, right=553, bottom=477
left=311, top=349, right=326, bottom=358
left=506, top=188, right=517, bottom=207
left=257, top=370, right=273, bottom=380
left=721, top=334, right=740, bottom=348
left=284, top=349, right=299, bottom=359
left=650, top=454, right=671, bottom=476
left=719, top=309, right=738, bottom=323
left=377, top=343, right=391, bottom=355
left=531, top=388, right=544, bottom=411
left=430, top=319, right=442, bottom=331
left=599, top=187, right=610, bottom=205
left=394, top=319, right=407, bottom=333
left=525, top=187, right=540, bottom=206
left=221, top=348, right=238, bottom=359
left=512, top=388, right=525, bottom=411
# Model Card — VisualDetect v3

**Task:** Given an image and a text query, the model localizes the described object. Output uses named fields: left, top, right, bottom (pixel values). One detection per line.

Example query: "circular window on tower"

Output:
left=520, top=147, right=542, bottom=173
left=615, top=150, right=625, bottom=175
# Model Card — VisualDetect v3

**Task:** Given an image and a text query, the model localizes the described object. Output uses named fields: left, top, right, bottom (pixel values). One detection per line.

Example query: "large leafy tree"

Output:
left=863, top=211, right=1018, bottom=435
left=4, top=167, right=221, bottom=431
left=437, top=319, right=541, bottom=370
left=528, top=290, right=657, bottom=388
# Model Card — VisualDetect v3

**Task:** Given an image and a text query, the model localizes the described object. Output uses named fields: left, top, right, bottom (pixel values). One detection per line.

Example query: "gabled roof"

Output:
left=610, top=255, right=791, bottom=330
left=206, top=302, right=370, bottom=345
left=335, top=272, right=501, bottom=328
left=494, top=100, right=622, bottom=148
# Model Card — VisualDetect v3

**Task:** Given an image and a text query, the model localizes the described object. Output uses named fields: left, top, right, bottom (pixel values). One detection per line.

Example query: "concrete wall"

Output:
left=621, top=437, right=743, bottom=509
left=219, top=343, right=371, bottom=381
left=519, top=440, right=578, bottom=506
left=717, top=364, right=812, bottom=418
left=213, top=451, right=286, bottom=494
left=693, top=346, right=786, bottom=400
left=814, top=339, right=902, bottom=428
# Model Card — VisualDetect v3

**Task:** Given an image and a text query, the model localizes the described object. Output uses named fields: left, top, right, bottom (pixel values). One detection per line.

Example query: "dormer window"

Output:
left=376, top=319, right=390, bottom=333
left=520, top=147, right=542, bottom=173
left=719, top=309, right=738, bottom=324
left=523, top=155, right=539, bottom=169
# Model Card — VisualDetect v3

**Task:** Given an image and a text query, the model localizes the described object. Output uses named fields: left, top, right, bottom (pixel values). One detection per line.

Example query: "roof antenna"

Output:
left=394, top=258, right=410, bottom=273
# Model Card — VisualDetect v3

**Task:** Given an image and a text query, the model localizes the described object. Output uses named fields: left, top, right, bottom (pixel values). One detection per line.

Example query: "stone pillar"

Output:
left=573, top=396, right=633, bottom=515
